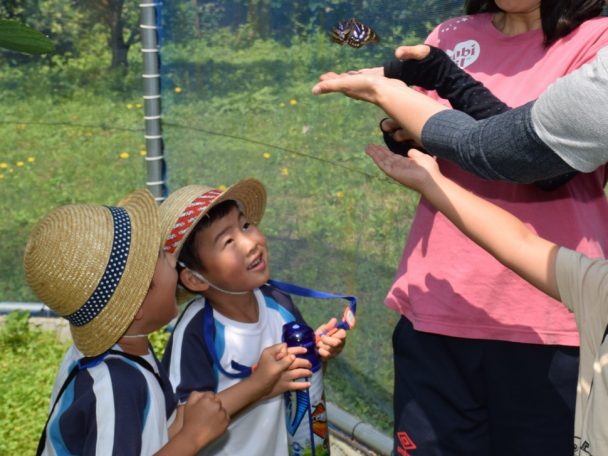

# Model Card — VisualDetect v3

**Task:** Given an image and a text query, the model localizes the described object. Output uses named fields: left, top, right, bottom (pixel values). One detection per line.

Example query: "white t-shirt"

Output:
left=556, top=247, right=608, bottom=455
left=163, top=285, right=305, bottom=456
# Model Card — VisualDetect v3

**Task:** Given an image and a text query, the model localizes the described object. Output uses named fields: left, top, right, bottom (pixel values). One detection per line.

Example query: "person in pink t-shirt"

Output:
left=314, top=1, right=608, bottom=455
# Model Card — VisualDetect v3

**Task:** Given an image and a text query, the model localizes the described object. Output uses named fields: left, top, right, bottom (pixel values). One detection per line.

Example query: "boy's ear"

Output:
left=179, top=268, right=209, bottom=293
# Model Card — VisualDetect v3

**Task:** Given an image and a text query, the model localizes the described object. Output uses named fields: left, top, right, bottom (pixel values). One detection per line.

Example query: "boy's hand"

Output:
left=366, top=143, right=440, bottom=192
left=181, top=391, right=229, bottom=450
left=251, top=343, right=312, bottom=399
left=315, top=318, right=347, bottom=360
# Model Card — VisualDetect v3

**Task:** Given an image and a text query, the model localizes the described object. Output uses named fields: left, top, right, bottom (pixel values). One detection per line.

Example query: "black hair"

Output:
left=178, top=199, right=240, bottom=272
left=464, top=0, right=605, bottom=46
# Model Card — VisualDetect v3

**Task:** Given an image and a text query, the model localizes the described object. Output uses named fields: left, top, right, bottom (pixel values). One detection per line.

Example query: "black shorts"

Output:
left=392, top=317, right=579, bottom=456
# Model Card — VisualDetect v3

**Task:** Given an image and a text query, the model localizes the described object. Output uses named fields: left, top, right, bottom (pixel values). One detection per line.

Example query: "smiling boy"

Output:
left=159, top=179, right=347, bottom=455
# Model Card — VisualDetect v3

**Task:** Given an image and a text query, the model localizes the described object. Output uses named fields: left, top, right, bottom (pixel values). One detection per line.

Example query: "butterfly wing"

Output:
left=346, top=18, right=380, bottom=48
left=330, top=19, right=352, bottom=45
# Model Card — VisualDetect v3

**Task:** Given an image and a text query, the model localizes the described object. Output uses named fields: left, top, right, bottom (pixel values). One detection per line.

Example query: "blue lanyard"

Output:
left=201, top=280, right=358, bottom=380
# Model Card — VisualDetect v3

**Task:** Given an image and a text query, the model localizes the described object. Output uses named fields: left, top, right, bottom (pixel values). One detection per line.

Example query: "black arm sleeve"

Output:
left=420, top=103, right=576, bottom=184
left=383, top=46, right=578, bottom=189
left=383, top=46, right=510, bottom=119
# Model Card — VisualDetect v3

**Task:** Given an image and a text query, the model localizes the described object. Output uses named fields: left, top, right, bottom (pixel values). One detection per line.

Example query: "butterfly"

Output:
left=330, top=18, right=380, bottom=48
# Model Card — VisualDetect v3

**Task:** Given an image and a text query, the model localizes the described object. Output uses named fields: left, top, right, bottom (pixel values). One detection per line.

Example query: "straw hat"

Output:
left=160, top=178, right=267, bottom=258
left=24, top=189, right=160, bottom=357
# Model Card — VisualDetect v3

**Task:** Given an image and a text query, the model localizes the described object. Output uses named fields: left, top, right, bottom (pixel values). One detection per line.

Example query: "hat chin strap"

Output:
left=189, top=268, right=249, bottom=296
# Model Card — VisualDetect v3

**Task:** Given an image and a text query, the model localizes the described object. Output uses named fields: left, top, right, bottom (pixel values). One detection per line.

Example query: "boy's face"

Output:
left=140, top=249, right=179, bottom=331
left=194, top=205, right=269, bottom=292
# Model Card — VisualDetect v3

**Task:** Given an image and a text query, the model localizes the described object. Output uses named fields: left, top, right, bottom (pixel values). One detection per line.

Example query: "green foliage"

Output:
left=0, top=313, right=70, bottom=455
left=0, top=20, right=54, bottom=54
left=0, top=1, right=463, bottom=450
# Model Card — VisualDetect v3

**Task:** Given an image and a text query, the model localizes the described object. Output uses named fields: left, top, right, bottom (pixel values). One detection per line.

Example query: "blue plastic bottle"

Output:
left=282, top=321, right=330, bottom=456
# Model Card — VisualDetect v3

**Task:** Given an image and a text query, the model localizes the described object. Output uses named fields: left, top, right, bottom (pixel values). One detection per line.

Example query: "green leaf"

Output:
left=0, top=20, right=54, bottom=54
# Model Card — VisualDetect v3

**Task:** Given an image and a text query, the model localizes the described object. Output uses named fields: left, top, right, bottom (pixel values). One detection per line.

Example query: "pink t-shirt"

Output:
left=385, top=14, right=608, bottom=346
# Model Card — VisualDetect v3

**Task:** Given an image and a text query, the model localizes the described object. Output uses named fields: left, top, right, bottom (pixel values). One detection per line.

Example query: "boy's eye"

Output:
left=242, top=222, right=251, bottom=231
left=224, top=238, right=233, bottom=247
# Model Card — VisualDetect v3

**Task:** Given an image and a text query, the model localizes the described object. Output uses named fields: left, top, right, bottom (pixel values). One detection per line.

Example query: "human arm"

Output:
left=312, top=73, right=576, bottom=183
left=384, top=45, right=510, bottom=118
left=365, top=144, right=561, bottom=300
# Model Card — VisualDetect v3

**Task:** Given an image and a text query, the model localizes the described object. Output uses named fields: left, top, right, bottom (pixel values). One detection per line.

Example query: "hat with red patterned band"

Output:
left=23, top=189, right=160, bottom=357
left=159, top=178, right=267, bottom=258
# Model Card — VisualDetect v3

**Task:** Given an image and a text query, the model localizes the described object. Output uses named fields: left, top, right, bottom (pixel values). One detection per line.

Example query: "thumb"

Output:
left=407, top=148, right=427, bottom=159
left=316, top=318, right=338, bottom=337
left=395, top=44, right=430, bottom=61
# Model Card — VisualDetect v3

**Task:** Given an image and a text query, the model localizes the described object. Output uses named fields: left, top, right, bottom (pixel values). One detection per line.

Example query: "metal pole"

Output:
left=139, top=1, right=166, bottom=202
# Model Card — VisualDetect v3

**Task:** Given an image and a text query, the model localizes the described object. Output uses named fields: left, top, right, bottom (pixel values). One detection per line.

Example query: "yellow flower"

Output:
left=336, top=191, right=345, bottom=199
left=263, top=152, right=271, bottom=159
left=127, top=103, right=133, bottom=110
left=16, top=161, right=24, bottom=167
left=174, top=86, right=182, bottom=93
left=289, top=98, right=297, bottom=106
left=281, top=167, right=289, bottom=176
left=135, top=103, right=143, bottom=109
left=218, top=184, right=227, bottom=191
left=8, top=168, right=14, bottom=173
left=0, top=163, right=8, bottom=169
left=140, top=150, right=147, bottom=156
left=279, top=102, right=285, bottom=108
left=119, top=152, right=130, bottom=159
left=16, top=123, right=26, bottom=131
left=27, top=157, right=35, bottom=163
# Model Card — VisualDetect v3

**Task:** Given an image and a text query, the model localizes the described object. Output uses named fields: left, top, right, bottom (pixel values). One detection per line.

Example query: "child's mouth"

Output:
left=247, top=255, right=264, bottom=270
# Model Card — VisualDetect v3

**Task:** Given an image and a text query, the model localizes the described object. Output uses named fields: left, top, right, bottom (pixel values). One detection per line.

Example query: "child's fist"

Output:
left=315, top=318, right=347, bottom=360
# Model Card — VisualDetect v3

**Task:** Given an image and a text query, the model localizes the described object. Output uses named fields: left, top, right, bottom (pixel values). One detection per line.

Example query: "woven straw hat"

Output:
left=160, top=178, right=267, bottom=258
left=24, top=189, right=160, bottom=357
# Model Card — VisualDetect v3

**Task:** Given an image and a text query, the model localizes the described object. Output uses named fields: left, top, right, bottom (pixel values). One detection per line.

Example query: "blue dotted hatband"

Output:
left=66, top=207, right=131, bottom=327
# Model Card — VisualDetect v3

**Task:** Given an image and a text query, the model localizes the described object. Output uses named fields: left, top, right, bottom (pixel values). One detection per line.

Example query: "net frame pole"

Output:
left=139, top=1, right=166, bottom=202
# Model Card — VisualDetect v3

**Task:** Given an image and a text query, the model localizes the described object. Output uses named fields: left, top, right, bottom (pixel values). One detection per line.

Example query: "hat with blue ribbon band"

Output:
left=24, top=189, right=160, bottom=356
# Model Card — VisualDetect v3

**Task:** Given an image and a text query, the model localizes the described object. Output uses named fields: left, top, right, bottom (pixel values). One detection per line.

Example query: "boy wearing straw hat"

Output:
left=25, top=188, right=301, bottom=456
left=365, top=144, right=608, bottom=455
left=160, top=178, right=348, bottom=455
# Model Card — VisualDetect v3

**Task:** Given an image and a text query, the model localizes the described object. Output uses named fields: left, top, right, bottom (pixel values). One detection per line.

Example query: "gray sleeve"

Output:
left=421, top=103, right=574, bottom=183
left=532, top=47, right=608, bottom=173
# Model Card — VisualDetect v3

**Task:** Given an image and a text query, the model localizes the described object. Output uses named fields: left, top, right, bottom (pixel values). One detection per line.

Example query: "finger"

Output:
left=319, top=71, right=340, bottom=81
left=407, top=148, right=427, bottom=160
left=392, top=129, right=414, bottom=143
left=286, top=346, right=307, bottom=356
left=394, top=44, right=430, bottom=61
left=285, top=368, right=313, bottom=381
left=315, top=317, right=338, bottom=336
left=379, top=117, right=400, bottom=133
left=288, top=357, right=312, bottom=370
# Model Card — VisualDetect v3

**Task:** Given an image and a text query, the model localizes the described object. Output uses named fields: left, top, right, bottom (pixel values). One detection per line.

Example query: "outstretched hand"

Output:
left=366, top=143, right=439, bottom=191
left=312, top=71, right=406, bottom=104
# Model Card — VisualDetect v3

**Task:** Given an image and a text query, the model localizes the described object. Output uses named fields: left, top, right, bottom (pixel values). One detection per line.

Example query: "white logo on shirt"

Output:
left=446, top=40, right=480, bottom=69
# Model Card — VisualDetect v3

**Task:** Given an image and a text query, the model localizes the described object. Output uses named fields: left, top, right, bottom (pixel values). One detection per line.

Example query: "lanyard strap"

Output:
left=202, top=280, right=358, bottom=380
left=267, top=279, right=357, bottom=331
left=36, top=349, right=163, bottom=456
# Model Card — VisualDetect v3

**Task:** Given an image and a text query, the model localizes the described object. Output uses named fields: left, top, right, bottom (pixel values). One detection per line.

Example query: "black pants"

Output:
left=393, top=317, right=579, bottom=456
